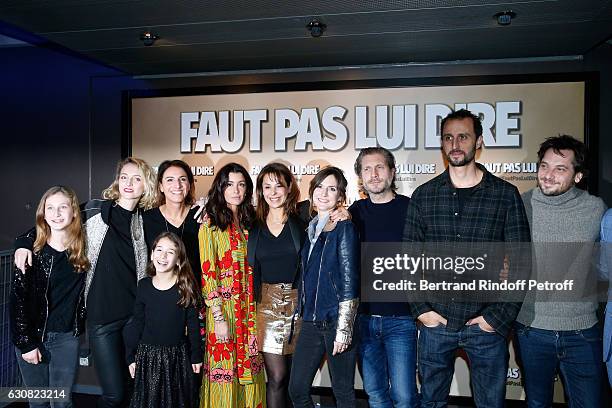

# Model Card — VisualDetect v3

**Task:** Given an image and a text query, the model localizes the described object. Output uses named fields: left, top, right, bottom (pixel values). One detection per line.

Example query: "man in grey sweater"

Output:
left=516, top=135, right=606, bottom=407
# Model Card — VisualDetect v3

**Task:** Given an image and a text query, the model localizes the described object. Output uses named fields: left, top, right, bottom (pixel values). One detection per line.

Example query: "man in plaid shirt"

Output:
left=403, top=109, right=531, bottom=407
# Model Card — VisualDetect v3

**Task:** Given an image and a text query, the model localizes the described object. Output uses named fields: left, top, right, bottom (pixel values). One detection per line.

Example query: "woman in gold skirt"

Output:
left=247, top=162, right=305, bottom=408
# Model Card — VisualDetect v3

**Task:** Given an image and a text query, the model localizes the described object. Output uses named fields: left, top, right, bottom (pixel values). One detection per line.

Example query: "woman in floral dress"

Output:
left=199, top=162, right=266, bottom=408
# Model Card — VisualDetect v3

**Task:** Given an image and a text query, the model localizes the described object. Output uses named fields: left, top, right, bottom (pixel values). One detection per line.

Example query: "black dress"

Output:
left=124, top=277, right=202, bottom=408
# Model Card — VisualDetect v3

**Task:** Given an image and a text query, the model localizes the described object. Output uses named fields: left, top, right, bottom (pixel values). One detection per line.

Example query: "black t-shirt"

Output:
left=349, top=194, right=411, bottom=316
left=44, top=244, right=84, bottom=333
left=255, top=223, right=298, bottom=284
left=456, top=186, right=477, bottom=215
left=143, top=207, right=201, bottom=287
left=87, top=204, right=138, bottom=325
left=124, top=277, right=202, bottom=365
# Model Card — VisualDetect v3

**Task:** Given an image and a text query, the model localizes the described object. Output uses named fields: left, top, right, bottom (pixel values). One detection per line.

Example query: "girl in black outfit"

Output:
left=11, top=186, right=89, bottom=408
left=125, top=232, right=202, bottom=408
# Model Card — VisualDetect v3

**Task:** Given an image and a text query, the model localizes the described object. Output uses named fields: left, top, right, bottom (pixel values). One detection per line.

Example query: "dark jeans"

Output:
left=418, top=323, right=508, bottom=408
left=15, top=331, right=79, bottom=408
left=358, top=315, right=419, bottom=408
left=289, top=320, right=358, bottom=408
left=88, top=319, right=130, bottom=408
left=515, top=322, right=602, bottom=407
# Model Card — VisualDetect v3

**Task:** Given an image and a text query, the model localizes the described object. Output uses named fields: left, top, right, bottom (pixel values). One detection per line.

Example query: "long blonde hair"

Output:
left=34, top=186, right=89, bottom=272
left=102, top=157, right=157, bottom=210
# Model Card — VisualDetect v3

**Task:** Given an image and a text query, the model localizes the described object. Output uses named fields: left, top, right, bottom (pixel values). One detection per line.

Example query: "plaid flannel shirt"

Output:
left=403, top=163, right=531, bottom=337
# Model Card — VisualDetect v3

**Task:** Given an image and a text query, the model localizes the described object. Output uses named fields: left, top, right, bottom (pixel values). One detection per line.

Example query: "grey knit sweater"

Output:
left=517, top=186, right=606, bottom=330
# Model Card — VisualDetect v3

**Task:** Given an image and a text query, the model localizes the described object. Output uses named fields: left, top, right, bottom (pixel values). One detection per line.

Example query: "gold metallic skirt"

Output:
left=256, top=283, right=301, bottom=355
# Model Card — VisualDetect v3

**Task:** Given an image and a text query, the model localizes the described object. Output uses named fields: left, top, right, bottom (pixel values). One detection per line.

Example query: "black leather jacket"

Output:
left=11, top=249, right=86, bottom=354
left=298, top=219, right=360, bottom=344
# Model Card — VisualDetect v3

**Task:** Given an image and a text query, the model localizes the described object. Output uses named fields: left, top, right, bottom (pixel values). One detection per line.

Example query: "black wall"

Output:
left=2, top=43, right=611, bottom=250
left=1, top=45, right=122, bottom=248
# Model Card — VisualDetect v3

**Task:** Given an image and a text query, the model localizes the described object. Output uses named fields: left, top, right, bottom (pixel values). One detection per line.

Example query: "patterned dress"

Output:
left=199, top=222, right=266, bottom=408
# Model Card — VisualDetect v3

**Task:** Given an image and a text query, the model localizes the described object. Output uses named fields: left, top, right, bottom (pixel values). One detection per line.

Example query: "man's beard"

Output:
left=446, top=147, right=476, bottom=167
left=365, top=178, right=392, bottom=195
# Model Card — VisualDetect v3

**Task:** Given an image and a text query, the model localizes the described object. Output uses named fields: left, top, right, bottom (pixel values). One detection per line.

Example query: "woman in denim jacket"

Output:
left=289, top=166, right=360, bottom=408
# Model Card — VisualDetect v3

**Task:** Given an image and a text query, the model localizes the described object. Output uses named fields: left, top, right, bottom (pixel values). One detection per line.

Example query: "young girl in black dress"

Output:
left=125, top=232, right=202, bottom=408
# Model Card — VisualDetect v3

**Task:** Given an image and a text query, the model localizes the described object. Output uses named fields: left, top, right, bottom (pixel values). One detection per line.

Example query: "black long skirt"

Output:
left=130, top=342, right=195, bottom=408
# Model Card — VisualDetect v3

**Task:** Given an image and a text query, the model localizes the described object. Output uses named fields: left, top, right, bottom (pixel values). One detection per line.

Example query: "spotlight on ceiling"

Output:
left=494, top=11, right=516, bottom=26
left=140, top=30, right=159, bottom=46
left=306, top=18, right=326, bottom=38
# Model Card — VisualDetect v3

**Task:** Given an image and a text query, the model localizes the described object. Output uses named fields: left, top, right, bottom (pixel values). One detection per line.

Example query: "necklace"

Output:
left=162, top=208, right=186, bottom=240
left=164, top=217, right=185, bottom=239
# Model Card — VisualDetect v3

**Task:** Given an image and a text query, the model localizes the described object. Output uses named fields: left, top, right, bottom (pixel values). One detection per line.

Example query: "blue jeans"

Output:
left=418, top=323, right=508, bottom=408
left=15, top=331, right=79, bottom=408
left=604, top=302, right=612, bottom=386
left=289, top=320, right=358, bottom=408
left=515, top=322, right=602, bottom=407
left=358, top=315, right=419, bottom=408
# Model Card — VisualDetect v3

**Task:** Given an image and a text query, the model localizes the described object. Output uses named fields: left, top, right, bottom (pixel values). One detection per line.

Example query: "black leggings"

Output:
left=88, top=319, right=130, bottom=408
left=263, top=352, right=293, bottom=408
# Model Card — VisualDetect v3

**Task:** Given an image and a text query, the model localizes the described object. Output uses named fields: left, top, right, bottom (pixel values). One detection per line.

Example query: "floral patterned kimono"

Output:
left=199, top=221, right=266, bottom=408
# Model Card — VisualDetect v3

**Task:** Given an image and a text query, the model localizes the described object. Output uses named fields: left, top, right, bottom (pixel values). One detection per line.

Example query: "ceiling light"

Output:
left=140, top=30, right=159, bottom=46
left=306, top=18, right=326, bottom=38
left=494, top=11, right=516, bottom=26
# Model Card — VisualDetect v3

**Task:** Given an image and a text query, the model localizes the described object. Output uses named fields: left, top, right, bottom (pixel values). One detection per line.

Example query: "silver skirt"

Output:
left=256, top=283, right=301, bottom=355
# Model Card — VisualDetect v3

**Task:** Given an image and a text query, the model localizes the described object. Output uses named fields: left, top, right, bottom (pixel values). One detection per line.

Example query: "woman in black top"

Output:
left=142, top=160, right=201, bottom=286
left=11, top=186, right=89, bottom=407
left=247, top=162, right=305, bottom=408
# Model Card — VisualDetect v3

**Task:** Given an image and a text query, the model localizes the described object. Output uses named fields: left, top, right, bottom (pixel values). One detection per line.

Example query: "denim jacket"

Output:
left=298, top=219, right=360, bottom=344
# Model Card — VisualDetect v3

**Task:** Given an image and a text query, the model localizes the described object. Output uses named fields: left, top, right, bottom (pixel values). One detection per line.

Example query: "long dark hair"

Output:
left=146, top=232, right=199, bottom=308
left=255, top=162, right=300, bottom=224
left=205, top=162, right=254, bottom=231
